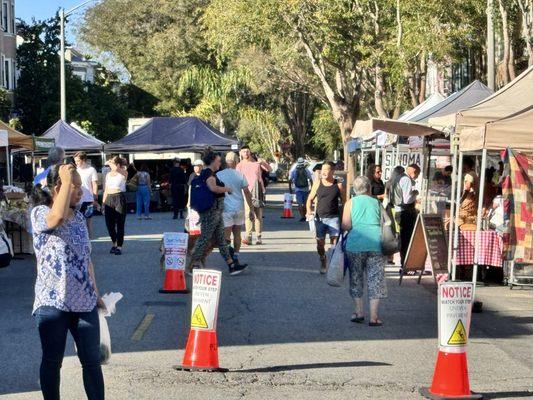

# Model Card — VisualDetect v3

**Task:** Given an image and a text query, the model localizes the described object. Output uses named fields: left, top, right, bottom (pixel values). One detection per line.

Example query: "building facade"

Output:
left=65, top=47, right=98, bottom=84
left=0, top=0, right=16, bottom=97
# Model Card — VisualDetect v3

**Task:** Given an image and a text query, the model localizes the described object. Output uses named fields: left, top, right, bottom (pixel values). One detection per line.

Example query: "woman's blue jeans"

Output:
left=35, top=306, right=104, bottom=400
left=136, top=186, right=151, bottom=217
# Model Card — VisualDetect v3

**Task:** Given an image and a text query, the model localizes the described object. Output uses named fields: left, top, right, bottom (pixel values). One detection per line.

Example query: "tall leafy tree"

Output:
left=15, top=17, right=129, bottom=141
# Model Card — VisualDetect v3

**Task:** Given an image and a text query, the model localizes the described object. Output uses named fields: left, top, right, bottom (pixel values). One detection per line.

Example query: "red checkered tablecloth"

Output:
left=456, top=230, right=504, bottom=267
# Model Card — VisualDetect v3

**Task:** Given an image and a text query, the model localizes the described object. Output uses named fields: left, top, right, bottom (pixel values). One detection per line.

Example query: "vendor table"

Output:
left=456, top=230, right=503, bottom=267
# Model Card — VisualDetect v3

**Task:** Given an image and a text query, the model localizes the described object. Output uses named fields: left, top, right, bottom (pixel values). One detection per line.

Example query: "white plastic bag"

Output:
left=98, top=310, right=111, bottom=364
left=327, top=235, right=345, bottom=287
left=99, top=292, right=123, bottom=364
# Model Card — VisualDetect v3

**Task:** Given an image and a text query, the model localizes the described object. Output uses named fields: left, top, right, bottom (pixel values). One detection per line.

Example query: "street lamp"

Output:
left=59, top=0, right=99, bottom=121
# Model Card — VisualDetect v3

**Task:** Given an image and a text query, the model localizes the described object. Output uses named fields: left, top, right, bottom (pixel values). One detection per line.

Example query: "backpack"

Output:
left=190, top=170, right=215, bottom=213
left=0, top=231, right=13, bottom=269
left=294, top=166, right=309, bottom=188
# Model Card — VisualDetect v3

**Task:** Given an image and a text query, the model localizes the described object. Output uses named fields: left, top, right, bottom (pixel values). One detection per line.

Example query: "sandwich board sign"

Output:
left=190, top=269, right=222, bottom=331
left=401, top=214, right=449, bottom=285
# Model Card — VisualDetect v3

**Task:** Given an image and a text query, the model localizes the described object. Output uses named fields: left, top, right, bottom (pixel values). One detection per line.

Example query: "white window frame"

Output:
left=4, top=57, right=11, bottom=90
left=1, top=1, right=7, bottom=33
left=11, top=59, right=15, bottom=89
left=10, top=2, right=15, bottom=35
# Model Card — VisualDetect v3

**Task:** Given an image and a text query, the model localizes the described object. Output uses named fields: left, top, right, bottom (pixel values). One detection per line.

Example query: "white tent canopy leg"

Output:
left=452, top=152, right=464, bottom=281
left=447, top=140, right=459, bottom=275
left=472, top=149, right=488, bottom=292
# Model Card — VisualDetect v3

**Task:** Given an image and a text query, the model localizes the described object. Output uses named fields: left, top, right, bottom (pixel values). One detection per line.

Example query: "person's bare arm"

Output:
left=338, top=182, right=346, bottom=206
left=117, top=166, right=128, bottom=178
left=306, top=181, right=319, bottom=218
left=46, top=165, right=75, bottom=230
left=206, top=176, right=231, bottom=194
left=91, top=179, right=99, bottom=203
left=341, top=199, right=353, bottom=231
left=258, top=159, right=272, bottom=172
left=243, top=187, right=253, bottom=209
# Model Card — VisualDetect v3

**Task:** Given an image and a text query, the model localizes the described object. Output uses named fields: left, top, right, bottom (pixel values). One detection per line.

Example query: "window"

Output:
left=12, top=59, right=15, bottom=89
left=11, top=3, right=14, bottom=34
left=1, top=2, right=7, bottom=32
left=4, top=59, right=10, bottom=90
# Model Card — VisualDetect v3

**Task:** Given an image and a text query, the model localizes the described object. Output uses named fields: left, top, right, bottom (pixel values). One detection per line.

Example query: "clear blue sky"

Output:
left=17, top=0, right=96, bottom=42
left=17, top=0, right=93, bottom=23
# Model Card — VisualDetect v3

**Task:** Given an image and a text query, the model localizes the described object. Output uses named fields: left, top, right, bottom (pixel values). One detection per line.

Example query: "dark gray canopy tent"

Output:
left=105, top=117, right=238, bottom=153
left=42, top=120, right=104, bottom=152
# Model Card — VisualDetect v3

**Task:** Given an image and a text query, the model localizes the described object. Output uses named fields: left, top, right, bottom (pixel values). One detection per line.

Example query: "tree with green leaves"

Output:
left=15, top=17, right=129, bottom=141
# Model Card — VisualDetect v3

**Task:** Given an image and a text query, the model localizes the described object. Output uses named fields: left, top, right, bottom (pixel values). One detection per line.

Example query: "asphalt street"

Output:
left=0, top=185, right=532, bottom=399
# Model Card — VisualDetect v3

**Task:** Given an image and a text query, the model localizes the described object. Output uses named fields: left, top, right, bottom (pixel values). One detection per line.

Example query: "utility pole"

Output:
left=486, top=0, right=495, bottom=90
left=59, top=0, right=99, bottom=122
left=60, top=8, right=66, bottom=121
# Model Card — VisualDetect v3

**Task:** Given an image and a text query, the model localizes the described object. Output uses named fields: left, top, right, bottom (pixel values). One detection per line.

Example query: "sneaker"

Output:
left=144, top=216, right=152, bottom=220
left=115, top=248, right=122, bottom=255
left=229, top=262, right=248, bottom=276
left=255, top=238, right=263, bottom=245
left=110, top=247, right=117, bottom=254
left=242, top=238, right=252, bottom=246
left=319, top=256, right=327, bottom=274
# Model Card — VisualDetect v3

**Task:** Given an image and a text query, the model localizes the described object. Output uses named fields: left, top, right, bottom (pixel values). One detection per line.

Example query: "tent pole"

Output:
left=447, top=135, right=459, bottom=276
left=452, top=151, right=464, bottom=281
left=9, top=151, right=13, bottom=185
left=472, top=149, right=488, bottom=292
left=5, top=146, right=11, bottom=185
left=422, top=138, right=432, bottom=213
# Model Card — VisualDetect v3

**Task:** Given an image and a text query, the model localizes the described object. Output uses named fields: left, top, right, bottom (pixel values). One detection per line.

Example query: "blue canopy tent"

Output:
left=42, top=120, right=104, bottom=152
left=105, top=117, right=238, bottom=153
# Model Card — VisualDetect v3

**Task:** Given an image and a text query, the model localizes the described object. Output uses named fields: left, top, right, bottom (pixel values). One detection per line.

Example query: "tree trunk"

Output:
left=374, top=65, right=388, bottom=118
left=281, top=91, right=314, bottom=159
left=498, top=0, right=511, bottom=85
left=517, top=0, right=533, bottom=66
left=418, top=56, right=427, bottom=104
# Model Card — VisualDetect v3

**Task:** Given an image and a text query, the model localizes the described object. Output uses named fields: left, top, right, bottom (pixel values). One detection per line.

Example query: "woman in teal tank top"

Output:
left=341, top=176, right=387, bottom=326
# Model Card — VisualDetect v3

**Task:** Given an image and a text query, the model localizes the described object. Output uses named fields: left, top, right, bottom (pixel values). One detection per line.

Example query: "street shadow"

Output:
left=234, top=360, right=392, bottom=373
left=481, top=391, right=533, bottom=399
left=2, top=207, right=532, bottom=396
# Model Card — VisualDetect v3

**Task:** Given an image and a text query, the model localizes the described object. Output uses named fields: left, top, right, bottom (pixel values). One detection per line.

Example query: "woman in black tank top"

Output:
left=316, top=179, right=341, bottom=218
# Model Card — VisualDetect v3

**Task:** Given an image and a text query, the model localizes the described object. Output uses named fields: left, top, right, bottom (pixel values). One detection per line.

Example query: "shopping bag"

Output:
left=98, top=309, right=111, bottom=364
left=327, top=234, right=346, bottom=287
left=380, top=205, right=399, bottom=256
left=98, top=292, right=123, bottom=364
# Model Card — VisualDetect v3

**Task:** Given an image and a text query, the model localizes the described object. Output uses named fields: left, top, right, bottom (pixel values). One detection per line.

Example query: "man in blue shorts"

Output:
left=289, top=158, right=313, bottom=222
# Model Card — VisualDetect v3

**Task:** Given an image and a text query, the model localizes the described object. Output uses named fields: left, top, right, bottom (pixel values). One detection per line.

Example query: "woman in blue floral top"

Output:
left=31, top=164, right=105, bottom=400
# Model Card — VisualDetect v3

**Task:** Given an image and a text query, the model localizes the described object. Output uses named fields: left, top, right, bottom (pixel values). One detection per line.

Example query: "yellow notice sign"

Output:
left=191, top=305, right=208, bottom=329
left=447, top=319, right=467, bottom=345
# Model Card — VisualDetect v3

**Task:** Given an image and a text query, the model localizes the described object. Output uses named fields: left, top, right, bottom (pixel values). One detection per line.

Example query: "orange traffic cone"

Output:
left=420, top=350, right=482, bottom=399
left=159, top=268, right=189, bottom=294
left=176, top=329, right=227, bottom=372
left=281, top=193, right=294, bottom=219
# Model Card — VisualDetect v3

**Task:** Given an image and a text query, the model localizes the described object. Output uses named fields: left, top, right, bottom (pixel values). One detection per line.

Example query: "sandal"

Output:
left=369, top=320, right=383, bottom=327
left=350, top=313, right=365, bottom=323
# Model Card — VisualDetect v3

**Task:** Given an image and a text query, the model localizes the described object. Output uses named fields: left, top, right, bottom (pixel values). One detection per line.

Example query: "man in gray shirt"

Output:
left=391, top=163, right=420, bottom=269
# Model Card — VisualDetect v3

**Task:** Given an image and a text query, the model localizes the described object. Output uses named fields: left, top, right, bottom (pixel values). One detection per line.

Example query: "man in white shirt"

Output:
left=74, top=151, right=99, bottom=236
left=392, top=163, right=420, bottom=269
left=217, top=152, right=254, bottom=265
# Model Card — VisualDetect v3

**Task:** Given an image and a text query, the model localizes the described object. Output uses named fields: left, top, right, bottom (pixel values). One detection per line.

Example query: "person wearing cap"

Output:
left=33, top=146, right=66, bottom=187
left=289, top=158, right=313, bottom=221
